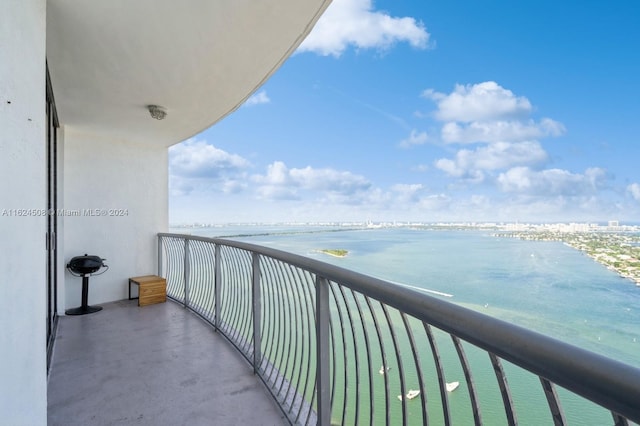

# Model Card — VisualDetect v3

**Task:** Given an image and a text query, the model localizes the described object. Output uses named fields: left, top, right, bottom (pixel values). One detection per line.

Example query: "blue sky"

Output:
left=169, top=0, right=640, bottom=224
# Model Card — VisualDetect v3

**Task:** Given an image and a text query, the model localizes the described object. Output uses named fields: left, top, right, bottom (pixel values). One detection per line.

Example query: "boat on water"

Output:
left=378, top=365, right=391, bottom=375
left=397, top=389, right=420, bottom=401
left=446, top=381, right=460, bottom=392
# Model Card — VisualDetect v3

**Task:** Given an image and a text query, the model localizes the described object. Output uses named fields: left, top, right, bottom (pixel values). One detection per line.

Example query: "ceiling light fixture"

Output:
left=147, top=105, right=167, bottom=120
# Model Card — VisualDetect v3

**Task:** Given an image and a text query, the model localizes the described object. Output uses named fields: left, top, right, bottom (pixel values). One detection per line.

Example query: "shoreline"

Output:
left=566, top=242, right=640, bottom=286
left=495, top=231, right=640, bottom=286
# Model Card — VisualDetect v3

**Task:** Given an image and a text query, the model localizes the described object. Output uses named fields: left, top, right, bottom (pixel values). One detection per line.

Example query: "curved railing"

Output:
left=158, top=233, right=640, bottom=426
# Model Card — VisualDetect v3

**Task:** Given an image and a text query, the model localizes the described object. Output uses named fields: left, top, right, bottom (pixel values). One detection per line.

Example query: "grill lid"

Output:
left=67, top=254, right=107, bottom=275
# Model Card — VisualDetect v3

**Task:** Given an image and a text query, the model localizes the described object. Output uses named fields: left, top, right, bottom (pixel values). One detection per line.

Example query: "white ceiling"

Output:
left=46, top=0, right=331, bottom=147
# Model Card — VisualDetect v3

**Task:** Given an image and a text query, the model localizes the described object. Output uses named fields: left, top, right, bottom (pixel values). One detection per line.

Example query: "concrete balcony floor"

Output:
left=48, top=299, right=287, bottom=426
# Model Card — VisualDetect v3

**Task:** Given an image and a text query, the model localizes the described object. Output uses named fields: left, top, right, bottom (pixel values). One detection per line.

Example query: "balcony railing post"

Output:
left=157, top=235, right=163, bottom=278
left=214, top=244, right=221, bottom=331
left=252, top=252, right=261, bottom=374
left=184, top=238, right=190, bottom=308
left=316, top=275, right=331, bottom=426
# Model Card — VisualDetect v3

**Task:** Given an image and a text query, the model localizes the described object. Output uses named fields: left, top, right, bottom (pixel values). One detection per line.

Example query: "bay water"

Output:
left=175, top=225, right=640, bottom=424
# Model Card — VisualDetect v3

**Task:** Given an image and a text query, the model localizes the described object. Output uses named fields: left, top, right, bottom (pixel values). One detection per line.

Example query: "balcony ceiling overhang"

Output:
left=46, top=0, right=331, bottom=147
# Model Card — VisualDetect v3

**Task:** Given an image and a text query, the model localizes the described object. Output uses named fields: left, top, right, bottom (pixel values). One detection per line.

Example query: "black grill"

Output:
left=67, top=254, right=106, bottom=276
left=65, top=254, right=108, bottom=315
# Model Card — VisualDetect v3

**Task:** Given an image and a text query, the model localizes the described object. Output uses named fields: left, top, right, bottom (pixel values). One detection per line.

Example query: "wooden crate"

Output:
left=129, top=275, right=166, bottom=306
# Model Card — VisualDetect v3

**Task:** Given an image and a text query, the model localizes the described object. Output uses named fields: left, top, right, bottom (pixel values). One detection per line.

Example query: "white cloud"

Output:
left=257, top=161, right=292, bottom=185
left=434, top=158, right=483, bottom=181
left=169, top=139, right=250, bottom=179
left=399, top=129, right=428, bottom=148
left=441, top=118, right=565, bottom=144
left=169, top=139, right=251, bottom=196
left=256, top=185, right=300, bottom=201
left=423, top=82, right=565, bottom=145
left=424, top=81, right=572, bottom=200
left=468, top=194, right=490, bottom=209
left=290, top=166, right=371, bottom=192
left=423, top=81, right=532, bottom=123
left=169, top=177, right=195, bottom=197
left=252, top=162, right=298, bottom=200
left=418, top=193, right=451, bottom=211
left=298, top=0, right=430, bottom=57
left=497, top=167, right=609, bottom=196
left=391, top=183, right=425, bottom=202
left=244, top=90, right=271, bottom=107
left=253, top=161, right=371, bottom=200
left=435, top=141, right=548, bottom=181
left=627, top=183, right=640, bottom=201
left=221, top=180, right=247, bottom=194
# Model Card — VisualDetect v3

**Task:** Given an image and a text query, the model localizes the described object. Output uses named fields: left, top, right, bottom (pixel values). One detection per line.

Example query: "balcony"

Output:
left=48, top=233, right=640, bottom=425
left=47, top=300, right=286, bottom=425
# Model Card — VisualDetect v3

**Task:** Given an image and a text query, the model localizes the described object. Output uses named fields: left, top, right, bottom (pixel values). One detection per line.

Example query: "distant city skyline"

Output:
left=169, top=0, right=640, bottom=224
left=170, top=220, right=640, bottom=232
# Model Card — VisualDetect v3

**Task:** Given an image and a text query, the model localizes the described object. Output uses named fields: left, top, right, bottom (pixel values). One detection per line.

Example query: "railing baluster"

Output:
left=351, top=289, right=374, bottom=424
left=539, top=377, right=566, bottom=426
left=327, top=282, right=349, bottom=425
left=264, top=257, right=293, bottom=401
left=166, top=236, right=185, bottom=302
left=241, top=251, right=254, bottom=355
left=201, top=242, right=215, bottom=318
left=380, top=303, right=407, bottom=426
left=401, top=313, right=428, bottom=425
left=221, top=246, right=235, bottom=336
left=296, top=270, right=315, bottom=426
left=204, top=243, right=216, bottom=318
left=365, top=295, right=390, bottom=425
left=328, top=287, right=337, bottom=418
left=331, top=283, right=357, bottom=425
left=189, top=241, right=203, bottom=314
left=452, top=335, right=482, bottom=426
left=183, top=238, right=190, bottom=308
left=267, top=257, right=287, bottom=393
left=282, top=264, right=304, bottom=417
left=262, top=256, right=279, bottom=382
left=219, top=246, right=231, bottom=334
left=231, top=250, right=250, bottom=350
left=424, top=324, right=452, bottom=426
left=612, top=411, right=629, bottom=426
left=263, top=253, right=279, bottom=382
left=279, top=262, right=297, bottom=402
left=489, top=352, right=517, bottom=425
left=157, top=235, right=163, bottom=277
left=252, top=252, right=261, bottom=374
left=219, top=247, right=244, bottom=348
left=214, top=244, right=221, bottom=330
left=316, top=275, right=331, bottom=426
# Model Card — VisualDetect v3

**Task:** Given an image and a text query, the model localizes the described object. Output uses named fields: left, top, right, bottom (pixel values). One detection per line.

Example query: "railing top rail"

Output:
left=158, top=232, right=640, bottom=422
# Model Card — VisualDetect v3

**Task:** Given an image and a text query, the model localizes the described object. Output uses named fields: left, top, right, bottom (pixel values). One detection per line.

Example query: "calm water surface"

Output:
left=179, top=225, right=640, bottom=365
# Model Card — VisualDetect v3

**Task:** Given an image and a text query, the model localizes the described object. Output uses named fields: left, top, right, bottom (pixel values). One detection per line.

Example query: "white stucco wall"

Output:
left=63, top=128, right=168, bottom=308
left=0, top=1, right=48, bottom=425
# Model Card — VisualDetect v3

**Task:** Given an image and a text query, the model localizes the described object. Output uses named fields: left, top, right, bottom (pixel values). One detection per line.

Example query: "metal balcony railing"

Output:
left=158, top=233, right=640, bottom=426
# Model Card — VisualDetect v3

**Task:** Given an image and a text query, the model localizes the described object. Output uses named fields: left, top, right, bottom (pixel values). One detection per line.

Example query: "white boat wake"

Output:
left=378, top=277, right=453, bottom=298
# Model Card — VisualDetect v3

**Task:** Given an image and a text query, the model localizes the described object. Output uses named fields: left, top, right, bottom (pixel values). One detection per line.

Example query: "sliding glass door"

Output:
left=46, top=66, right=59, bottom=371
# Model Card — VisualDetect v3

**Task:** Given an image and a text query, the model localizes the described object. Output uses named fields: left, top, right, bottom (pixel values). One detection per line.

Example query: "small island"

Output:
left=318, top=249, right=349, bottom=258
